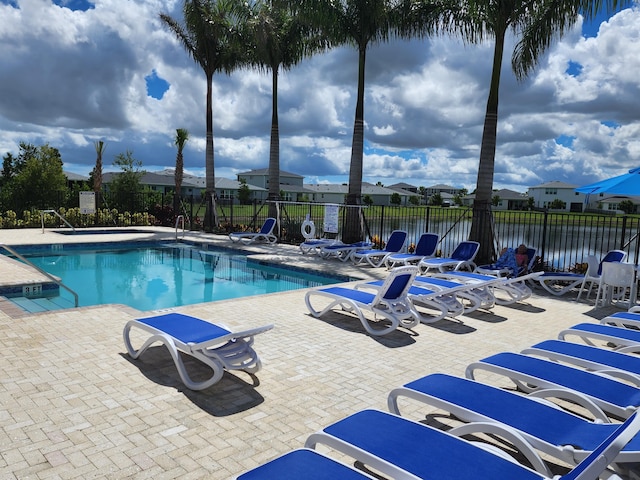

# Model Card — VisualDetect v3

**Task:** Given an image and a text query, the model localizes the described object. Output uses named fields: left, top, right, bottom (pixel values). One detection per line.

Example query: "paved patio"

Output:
left=0, top=227, right=625, bottom=479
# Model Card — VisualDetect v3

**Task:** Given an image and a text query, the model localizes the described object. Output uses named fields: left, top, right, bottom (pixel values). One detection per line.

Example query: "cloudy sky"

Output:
left=0, top=0, right=639, bottom=193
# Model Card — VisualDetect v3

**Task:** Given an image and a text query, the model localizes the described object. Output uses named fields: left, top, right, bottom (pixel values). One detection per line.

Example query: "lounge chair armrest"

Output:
left=526, top=388, right=611, bottom=422
left=448, top=421, right=552, bottom=477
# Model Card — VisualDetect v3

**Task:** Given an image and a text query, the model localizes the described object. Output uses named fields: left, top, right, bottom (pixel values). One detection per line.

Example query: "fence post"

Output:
left=541, top=209, right=549, bottom=268
left=621, top=215, right=628, bottom=251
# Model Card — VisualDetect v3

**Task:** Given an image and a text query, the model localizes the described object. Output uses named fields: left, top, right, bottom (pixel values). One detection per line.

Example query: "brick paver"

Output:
left=0, top=227, right=624, bottom=479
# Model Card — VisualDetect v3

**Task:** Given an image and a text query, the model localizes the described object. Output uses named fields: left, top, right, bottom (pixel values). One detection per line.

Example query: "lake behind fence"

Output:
left=225, top=202, right=640, bottom=272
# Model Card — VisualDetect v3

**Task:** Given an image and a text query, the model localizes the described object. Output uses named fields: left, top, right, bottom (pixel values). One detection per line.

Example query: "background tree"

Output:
left=237, top=178, right=251, bottom=204
left=247, top=0, right=320, bottom=219
left=549, top=198, right=566, bottom=210
left=390, top=192, right=401, bottom=205
left=7, top=143, right=68, bottom=211
left=363, top=194, right=373, bottom=206
left=161, top=0, right=249, bottom=232
left=173, top=128, right=190, bottom=214
left=429, top=192, right=443, bottom=206
left=110, top=150, right=146, bottom=213
left=409, top=195, right=420, bottom=206
left=491, top=194, right=501, bottom=207
left=618, top=199, right=635, bottom=214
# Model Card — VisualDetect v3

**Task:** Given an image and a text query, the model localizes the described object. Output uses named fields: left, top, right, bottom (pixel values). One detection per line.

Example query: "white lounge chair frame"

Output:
left=229, top=217, right=278, bottom=245
left=123, top=313, right=273, bottom=390
left=305, top=266, right=421, bottom=336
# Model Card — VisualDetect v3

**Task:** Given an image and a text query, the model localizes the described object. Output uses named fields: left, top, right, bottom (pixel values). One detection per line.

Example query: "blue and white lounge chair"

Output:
left=437, top=270, right=543, bottom=305
left=235, top=449, right=378, bottom=480
left=305, top=266, right=420, bottom=336
left=299, top=238, right=341, bottom=255
left=522, top=339, right=640, bottom=384
left=385, top=232, right=439, bottom=268
left=351, top=230, right=407, bottom=267
left=388, top=373, right=640, bottom=469
left=123, top=313, right=273, bottom=390
left=476, top=247, right=537, bottom=278
left=418, top=240, right=479, bottom=273
left=357, top=278, right=468, bottom=323
left=534, top=249, right=626, bottom=297
left=414, top=275, right=497, bottom=313
left=319, top=241, right=373, bottom=262
left=229, top=218, right=277, bottom=245
left=303, top=408, right=640, bottom=480
left=466, top=351, right=640, bottom=419
left=559, top=322, right=640, bottom=352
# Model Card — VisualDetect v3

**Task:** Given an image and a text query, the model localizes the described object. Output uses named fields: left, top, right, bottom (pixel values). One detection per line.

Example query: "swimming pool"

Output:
left=5, top=242, right=345, bottom=310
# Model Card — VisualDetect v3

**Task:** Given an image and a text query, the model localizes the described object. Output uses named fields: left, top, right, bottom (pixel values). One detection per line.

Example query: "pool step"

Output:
left=9, top=295, right=76, bottom=313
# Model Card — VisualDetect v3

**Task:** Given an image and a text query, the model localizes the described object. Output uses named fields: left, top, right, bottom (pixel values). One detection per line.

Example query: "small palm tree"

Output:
left=161, top=0, right=249, bottom=232
left=174, top=128, right=190, bottom=214
left=93, top=140, right=105, bottom=196
left=93, top=140, right=105, bottom=223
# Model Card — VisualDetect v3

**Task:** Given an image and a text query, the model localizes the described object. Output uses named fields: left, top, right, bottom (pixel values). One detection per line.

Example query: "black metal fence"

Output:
left=223, top=201, right=640, bottom=272
left=3, top=193, right=640, bottom=273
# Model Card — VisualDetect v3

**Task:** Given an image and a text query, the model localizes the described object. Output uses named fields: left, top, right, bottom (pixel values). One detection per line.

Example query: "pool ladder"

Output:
left=0, top=243, right=79, bottom=307
left=41, top=209, right=75, bottom=234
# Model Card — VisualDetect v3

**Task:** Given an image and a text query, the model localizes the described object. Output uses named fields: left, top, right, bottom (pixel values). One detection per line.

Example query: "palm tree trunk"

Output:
left=204, top=72, right=217, bottom=231
left=344, top=46, right=367, bottom=244
left=268, top=66, right=280, bottom=220
left=469, top=28, right=505, bottom=264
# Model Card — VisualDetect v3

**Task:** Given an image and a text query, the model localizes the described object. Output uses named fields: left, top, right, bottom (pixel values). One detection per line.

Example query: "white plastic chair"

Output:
left=595, top=262, right=636, bottom=308
left=576, top=255, right=600, bottom=301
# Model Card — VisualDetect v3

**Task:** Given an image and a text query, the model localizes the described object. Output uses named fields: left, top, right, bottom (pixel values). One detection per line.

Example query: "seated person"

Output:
left=515, top=244, right=529, bottom=274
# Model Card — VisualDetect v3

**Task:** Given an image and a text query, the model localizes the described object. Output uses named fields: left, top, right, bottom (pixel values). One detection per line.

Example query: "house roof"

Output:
left=64, top=171, right=88, bottom=182
left=236, top=168, right=303, bottom=179
left=305, top=183, right=410, bottom=196
left=529, top=181, right=578, bottom=189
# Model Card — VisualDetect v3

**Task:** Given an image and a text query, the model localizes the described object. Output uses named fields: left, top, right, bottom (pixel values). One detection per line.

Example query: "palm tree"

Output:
left=246, top=0, right=321, bottom=220
left=443, top=0, right=630, bottom=264
left=301, top=0, right=410, bottom=243
left=173, top=128, right=190, bottom=214
left=93, top=140, right=105, bottom=224
left=161, top=0, right=249, bottom=232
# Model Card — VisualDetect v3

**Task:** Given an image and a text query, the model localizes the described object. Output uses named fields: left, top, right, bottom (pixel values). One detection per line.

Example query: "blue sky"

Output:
left=0, top=0, right=638, bottom=193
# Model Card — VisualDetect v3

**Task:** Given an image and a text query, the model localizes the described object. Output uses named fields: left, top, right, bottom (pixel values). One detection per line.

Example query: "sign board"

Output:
left=79, top=191, right=96, bottom=214
left=323, top=204, right=339, bottom=234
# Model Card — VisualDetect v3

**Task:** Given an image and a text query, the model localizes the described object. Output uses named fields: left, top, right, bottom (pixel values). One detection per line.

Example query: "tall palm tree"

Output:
left=161, top=0, right=249, bottom=232
left=247, top=0, right=321, bottom=220
left=301, top=0, right=409, bottom=243
left=445, top=0, right=630, bottom=264
left=173, top=128, right=190, bottom=214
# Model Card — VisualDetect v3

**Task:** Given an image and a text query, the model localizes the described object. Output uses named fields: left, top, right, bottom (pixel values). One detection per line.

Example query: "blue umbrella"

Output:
left=576, top=167, right=640, bottom=195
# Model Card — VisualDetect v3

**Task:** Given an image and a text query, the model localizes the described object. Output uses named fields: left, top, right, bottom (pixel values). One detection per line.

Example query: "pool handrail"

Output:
left=175, top=215, right=185, bottom=240
left=0, top=243, right=79, bottom=308
left=41, top=209, right=75, bottom=234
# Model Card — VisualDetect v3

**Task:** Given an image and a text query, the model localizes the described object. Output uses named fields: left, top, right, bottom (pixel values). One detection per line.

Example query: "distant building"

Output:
left=236, top=168, right=314, bottom=202
left=527, top=181, right=585, bottom=212
left=305, top=182, right=412, bottom=206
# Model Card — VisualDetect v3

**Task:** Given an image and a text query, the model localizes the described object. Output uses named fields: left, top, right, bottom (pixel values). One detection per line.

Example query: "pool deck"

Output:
left=0, top=227, right=628, bottom=479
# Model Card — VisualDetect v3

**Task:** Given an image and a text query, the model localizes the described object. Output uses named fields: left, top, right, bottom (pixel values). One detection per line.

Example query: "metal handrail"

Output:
left=175, top=215, right=185, bottom=240
left=0, top=243, right=79, bottom=307
left=41, top=209, right=75, bottom=233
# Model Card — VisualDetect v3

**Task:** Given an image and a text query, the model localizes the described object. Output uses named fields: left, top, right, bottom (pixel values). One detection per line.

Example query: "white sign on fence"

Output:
left=79, top=191, right=96, bottom=214
left=324, top=204, right=339, bottom=234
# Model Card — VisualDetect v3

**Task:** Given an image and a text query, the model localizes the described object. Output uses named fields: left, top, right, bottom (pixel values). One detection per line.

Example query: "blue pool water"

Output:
left=9, top=242, right=344, bottom=310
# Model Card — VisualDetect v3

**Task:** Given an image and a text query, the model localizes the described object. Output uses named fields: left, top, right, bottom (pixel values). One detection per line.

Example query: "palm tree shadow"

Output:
left=120, top=347, right=264, bottom=416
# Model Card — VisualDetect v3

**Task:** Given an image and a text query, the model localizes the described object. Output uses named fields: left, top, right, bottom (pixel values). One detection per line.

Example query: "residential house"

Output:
left=527, top=181, right=585, bottom=212
left=236, top=168, right=314, bottom=202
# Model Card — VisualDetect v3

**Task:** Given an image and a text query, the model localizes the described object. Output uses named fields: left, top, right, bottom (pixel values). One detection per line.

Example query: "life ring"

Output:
left=301, top=220, right=316, bottom=239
